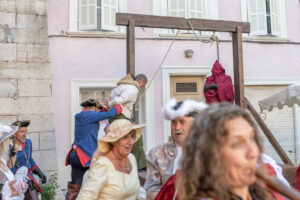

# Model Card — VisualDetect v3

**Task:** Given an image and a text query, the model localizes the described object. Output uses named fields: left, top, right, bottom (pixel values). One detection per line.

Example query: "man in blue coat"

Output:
left=10, top=120, right=46, bottom=199
left=65, top=99, right=122, bottom=200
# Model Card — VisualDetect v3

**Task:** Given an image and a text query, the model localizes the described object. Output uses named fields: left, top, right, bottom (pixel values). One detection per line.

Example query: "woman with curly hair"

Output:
left=178, top=103, right=285, bottom=200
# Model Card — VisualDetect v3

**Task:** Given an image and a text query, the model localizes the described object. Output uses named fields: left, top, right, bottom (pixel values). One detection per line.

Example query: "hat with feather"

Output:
left=162, top=98, right=208, bottom=120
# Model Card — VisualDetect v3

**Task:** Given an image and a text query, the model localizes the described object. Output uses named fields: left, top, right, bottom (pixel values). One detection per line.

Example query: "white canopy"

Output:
left=258, top=83, right=300, bottom=112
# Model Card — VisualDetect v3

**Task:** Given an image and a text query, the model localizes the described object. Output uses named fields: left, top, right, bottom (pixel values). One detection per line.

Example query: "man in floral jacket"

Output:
left=145, top=99, right=207, bottom=199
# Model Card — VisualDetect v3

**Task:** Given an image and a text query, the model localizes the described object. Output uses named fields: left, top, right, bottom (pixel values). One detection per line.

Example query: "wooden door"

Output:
left=170, top=76, right=205, bottom=102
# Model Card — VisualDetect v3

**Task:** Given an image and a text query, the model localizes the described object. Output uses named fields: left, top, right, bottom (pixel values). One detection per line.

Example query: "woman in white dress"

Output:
left=0, top=123, right=28, bottom=200
left=77, top=119, right=145, bottom=200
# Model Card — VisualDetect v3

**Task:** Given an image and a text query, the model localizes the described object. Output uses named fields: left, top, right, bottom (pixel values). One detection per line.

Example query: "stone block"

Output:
left=32, top=150, right=57, bottom=171
left=0, top=61, right=17, bottom=69
left=0, top=79, right=17, bottom=98
left=0, top=61, right=51, bottom=79
left=0, top=98, right=18, bottom=114
left=26, top=132, right=40, bottom=151
left=0, top=26, right=15, bottom=43
left=16, top=62, right=51, bottom=79
left=0, top=97, right=53, bottom=115
left=18, top=114, right=55, bottom=132
left=0, top=0, right=16, bottom=13
left=16, top=14, right=47, bottom=31
left=0, top=12, right=15, bottom=28
left=0, top=115, right=18, bottom=125
left=6, top=28, right=15, bottom=43
left=17, top=44, right=49, bottom=62
left=14, top=28, right=48, bottom=45
left=20, top=97, right=54, bottom=115
left=16, top=0, right=47, bottom=16
left=19, top=79, right=52, bottom=97
left=0, top=28, right=5, bottom=42
left=40, top=132, right=56, bottom=150
left=0, top=43, right=16, bottom=61
left=0, top=62, right=17, bottom=79
left=35, top=0, right=47, bottom=16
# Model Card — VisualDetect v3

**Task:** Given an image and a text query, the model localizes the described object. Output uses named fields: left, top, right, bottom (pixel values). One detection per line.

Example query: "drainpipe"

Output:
left=294, top=105, right=300, bottom=165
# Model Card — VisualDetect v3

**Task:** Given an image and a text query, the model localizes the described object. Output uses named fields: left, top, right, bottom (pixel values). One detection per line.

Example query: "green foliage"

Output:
left=40, top=173, right=59, bottom=200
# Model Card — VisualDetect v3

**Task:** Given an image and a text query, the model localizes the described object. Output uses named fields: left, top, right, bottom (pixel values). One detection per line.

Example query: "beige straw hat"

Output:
left=98, top=119, right=146, bottom=153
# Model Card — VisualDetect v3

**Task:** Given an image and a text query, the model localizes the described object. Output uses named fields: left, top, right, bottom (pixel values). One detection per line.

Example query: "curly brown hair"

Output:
left=177, top=103, right=269, bottom=200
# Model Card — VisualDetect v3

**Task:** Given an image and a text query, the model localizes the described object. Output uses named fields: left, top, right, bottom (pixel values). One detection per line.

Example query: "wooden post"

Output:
left=127, top=19, right=135, bottom=75
left=232, top=26, right=245, bottom=108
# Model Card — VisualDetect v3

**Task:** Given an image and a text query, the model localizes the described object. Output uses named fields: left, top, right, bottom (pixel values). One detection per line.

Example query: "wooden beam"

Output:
left=117, top=13, right=250, bottom=33
left=244, top=97, right=294, bottom=166
left=127, top=18, right=135, bottom=75
left=232, top=26, right=245, bottom=108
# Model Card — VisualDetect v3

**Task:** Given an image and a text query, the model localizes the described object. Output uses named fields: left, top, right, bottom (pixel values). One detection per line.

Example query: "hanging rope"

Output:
left=186, top=19, right=201, bottom=41
left=210, top=32, right=220, bottom=61
left=187, top=19, right=220, bottom=61
left=139, top=29, right=180, bottom=98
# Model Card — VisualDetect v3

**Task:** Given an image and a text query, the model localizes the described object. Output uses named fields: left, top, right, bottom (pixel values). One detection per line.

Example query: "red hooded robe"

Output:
left=204, top=60, right=234, bottom=104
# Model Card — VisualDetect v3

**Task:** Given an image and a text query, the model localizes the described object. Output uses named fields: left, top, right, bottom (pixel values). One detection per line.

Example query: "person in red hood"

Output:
left=204, top=60, right=234, bottom=104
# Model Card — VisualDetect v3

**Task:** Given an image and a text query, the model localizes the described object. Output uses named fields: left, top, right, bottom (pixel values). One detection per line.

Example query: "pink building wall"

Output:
left=47, top=0, right=300, bottom=186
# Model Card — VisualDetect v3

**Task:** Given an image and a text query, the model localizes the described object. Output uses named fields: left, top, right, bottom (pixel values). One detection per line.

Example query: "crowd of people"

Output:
left=0, top=72, right=298, bottom=200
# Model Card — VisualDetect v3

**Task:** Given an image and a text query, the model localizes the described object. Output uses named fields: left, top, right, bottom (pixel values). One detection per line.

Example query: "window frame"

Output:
left=241, top=0, right=287, bottom=38
left=69, top=0, right=127, bottom=33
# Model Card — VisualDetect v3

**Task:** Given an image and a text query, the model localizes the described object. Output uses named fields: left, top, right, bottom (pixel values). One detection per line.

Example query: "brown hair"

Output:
left=178, top=103, right=268, bottom=200
left=136, top=74, right=147, bottom=83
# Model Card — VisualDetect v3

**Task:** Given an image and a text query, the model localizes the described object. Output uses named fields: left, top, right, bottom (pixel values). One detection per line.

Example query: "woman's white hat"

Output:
left=0, top=123, right=18, bottom=143
left=98, top=119, right=146, bottom=153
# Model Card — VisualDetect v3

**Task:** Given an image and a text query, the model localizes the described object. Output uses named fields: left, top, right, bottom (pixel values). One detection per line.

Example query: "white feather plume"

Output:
left=162, top=98, right=208, bottom=120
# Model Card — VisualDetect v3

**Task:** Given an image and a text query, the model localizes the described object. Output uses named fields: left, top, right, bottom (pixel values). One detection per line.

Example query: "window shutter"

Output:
left=269, top=0, right=280, bottom=36
left=79, top=0, right=97, bottom=30
left=189, top=0, right=204, bottom=19
left=118, top=0, right=127, bottom=33
left=247, top=0, right=267, bottom=35
left=101, top=0, right=118, bottom=31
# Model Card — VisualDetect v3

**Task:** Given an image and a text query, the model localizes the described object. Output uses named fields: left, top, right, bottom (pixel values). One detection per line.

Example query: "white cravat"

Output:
left=173, top=144, right=182, bottom=174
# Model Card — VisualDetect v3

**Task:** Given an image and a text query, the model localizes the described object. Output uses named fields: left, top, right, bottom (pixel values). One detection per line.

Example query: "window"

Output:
left=168, top=0, right=204, bottom=19
left=80, top=88, right=111, bottom=104
left=241, top=0, right=286, bottom=37
left=153, top=0, right=218, bottom=36
left=69, top=0, right=127, bottom=32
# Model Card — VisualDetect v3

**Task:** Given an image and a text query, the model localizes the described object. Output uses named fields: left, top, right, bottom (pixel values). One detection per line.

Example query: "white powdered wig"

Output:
left=162, top=98, right=208, bottom=120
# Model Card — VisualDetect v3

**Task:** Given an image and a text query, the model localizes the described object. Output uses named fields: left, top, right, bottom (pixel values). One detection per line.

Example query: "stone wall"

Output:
left=0, top=0, right=57, bottom=179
